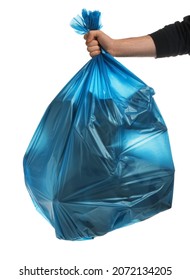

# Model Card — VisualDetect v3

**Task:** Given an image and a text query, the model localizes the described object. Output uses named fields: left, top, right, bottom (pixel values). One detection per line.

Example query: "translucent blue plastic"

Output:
left=23, top=9, right=175, bottom=240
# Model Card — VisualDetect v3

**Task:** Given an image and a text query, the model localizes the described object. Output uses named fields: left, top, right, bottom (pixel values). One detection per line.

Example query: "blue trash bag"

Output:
left=23, top=9, right=175, bottom=240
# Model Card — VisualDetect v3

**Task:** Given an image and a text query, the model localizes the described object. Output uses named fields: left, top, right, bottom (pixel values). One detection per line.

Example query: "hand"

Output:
left=84, top=32, right=101, bottom=57
left=84, top=31, right=102, bottom=57
left=84, top=30, right=114, bottom=57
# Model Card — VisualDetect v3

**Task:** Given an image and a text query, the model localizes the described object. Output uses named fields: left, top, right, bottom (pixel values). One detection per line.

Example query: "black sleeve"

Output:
left=149, top=16, right=190, bottom=58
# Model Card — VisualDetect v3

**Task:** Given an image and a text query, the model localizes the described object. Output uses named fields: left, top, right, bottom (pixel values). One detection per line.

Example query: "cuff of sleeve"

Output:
left=149, top=30, right=170, bottom=58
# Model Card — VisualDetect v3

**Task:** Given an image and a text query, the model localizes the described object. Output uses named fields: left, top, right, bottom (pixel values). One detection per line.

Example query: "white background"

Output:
left=1, top=0, right=190, bottom=279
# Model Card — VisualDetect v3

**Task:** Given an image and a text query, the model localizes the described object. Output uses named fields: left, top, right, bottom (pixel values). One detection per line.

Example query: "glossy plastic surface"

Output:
left=23, top=10, right=174, bottom=240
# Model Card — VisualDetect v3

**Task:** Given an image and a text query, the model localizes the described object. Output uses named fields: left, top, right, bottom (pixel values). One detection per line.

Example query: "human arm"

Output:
left=84, top=16, right=190, bottom=58
left=84, top=31, right=156, bottom=57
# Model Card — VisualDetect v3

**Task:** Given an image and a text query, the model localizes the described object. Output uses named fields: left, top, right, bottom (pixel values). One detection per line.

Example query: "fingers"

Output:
left=83, top=34, right=88, bottom=40
left=83, top=32, right=94, bottom=44
left=84, top=30, right=100, bottom=42
left=84, top=32, right=101, bottom=57
left=87, top=42, right=101, bottom=57
left=86, top=39, right=99, bottom=47
left=87, top=46, right=101, bottom=57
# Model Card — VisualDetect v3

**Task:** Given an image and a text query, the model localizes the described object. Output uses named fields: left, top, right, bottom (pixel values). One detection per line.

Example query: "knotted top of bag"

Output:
left=70, top=9, right=102, bottom=34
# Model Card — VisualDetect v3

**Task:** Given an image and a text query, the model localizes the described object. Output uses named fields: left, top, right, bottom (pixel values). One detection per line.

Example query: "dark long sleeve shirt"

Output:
left=149, top=16, right=190, bottom=58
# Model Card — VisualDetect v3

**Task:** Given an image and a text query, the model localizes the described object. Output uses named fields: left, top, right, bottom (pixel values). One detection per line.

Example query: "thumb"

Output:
left=84, top=30, right=100, bottom=43
left=83, top=33, right=88, bottom=40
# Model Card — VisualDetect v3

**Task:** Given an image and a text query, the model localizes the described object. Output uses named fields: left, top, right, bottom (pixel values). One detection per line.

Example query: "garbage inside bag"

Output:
left=23, top=9, right=175, bottom=240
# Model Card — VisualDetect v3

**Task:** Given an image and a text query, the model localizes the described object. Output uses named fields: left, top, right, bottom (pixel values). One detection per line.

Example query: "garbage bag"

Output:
left=23, top=9, right=175, bottom=240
